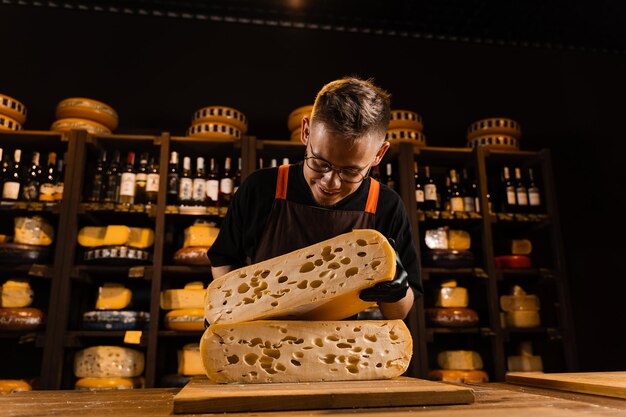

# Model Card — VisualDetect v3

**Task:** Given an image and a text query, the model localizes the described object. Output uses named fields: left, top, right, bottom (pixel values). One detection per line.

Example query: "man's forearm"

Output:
left=378, top=288, right=415, bottom=320
left=211, top=265, right=234, bottom=280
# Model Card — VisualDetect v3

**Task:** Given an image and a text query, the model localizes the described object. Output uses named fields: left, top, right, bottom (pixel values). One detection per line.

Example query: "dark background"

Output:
left=1, top=2, right=624, bottom=371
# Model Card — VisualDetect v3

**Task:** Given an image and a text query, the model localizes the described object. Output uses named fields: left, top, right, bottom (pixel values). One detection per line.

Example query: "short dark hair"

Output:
left=311, top=77, right=391, bottom=142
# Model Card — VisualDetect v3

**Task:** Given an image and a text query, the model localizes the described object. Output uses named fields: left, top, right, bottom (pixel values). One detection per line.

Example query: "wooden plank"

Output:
left=173, top=376, right=474, bottom=414
left=507, top=372, right=626, bottom=399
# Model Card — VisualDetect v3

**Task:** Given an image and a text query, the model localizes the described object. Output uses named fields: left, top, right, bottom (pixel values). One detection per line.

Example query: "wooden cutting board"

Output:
left=507, top=372, right=626, bottom=399
left=173, top=376, right=475, bottom=414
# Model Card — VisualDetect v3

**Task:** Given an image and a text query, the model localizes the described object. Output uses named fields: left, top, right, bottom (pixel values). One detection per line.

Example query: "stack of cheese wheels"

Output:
left=428, top=350, right=489, bottom=384
left=466, top=117, right=521, bottom=150
left=188, top=106, right=247, bottom=140
left=82, top=283, right=149, bottom=331
left=173, top=221, right=219, bottom=266
left=507, top=341, right=543, bottom=372
left=160, top=282, right=205, bottom=331
left=74, top=346, right=145, bottom=390
left=77, top=225, right=155, bottom=264
left=425, top=280, right=479, bottom=328
left=385, top=110, right=426, bottom=146
left=202, top=229, right=413, bottom=383
left=287, top=105, right=313, bottom=142
left=500, top=285, right=541, bottom=328
left=52, top=97, right=117, bottom=135
left=0, top=279, right=44, bottom=331
left=0, top=93, right=27, bottom=131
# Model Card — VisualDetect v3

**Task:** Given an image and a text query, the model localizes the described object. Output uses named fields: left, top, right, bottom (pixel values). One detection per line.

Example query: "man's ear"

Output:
left=372, top=141, right=391, bottom=166
left=301, top=117, right=310, bottom=146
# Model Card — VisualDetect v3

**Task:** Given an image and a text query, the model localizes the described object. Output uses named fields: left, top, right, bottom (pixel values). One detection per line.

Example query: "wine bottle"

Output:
left=501, top=166, right=516, bottom=213
left=206, top=158, right=219, bottom=208
left=119, top=152, right=137, bottom=205
left=145, top=157, right=159, bottom=205
left=2, top=149, right=22, bottom=201
left=88, top=151, right=106, bottom=202
left=22, top=152, right=42, bottom=201
left=178, top=156, right=193, bottom=205
left=53, top=156, right=64, bottom=201
left=134, top=153, right=148, bottom=205
left=462, top=168, right=476, bottom=213
left=527, top=168, right=541, bottom=213
left=270, top=159, right=278, bottom=168
left=39, top=152, right=58, bottom=202
left=166, top=151, right=179, bottom=206
left=282, top=158, right=290, bottom=166
left=514, top=167, right=528, bottom=213
left=192, top=156, right=206, bottom=205
left=220, top=157, right=234, bottom=208
left=234, top=157, right=242, bottom=194
left=104, top=151, right=121, bottom=203
left=384, top=163, right=396, bottom=190
left=258, top=158, right=264, bottom=169
left=423, top=165, right=437, bottom=210
left=442, top=175, right=452, bottom=212
left=449, top=169, right=464, bottom=212
left=414, top=162, right=425, bottom=210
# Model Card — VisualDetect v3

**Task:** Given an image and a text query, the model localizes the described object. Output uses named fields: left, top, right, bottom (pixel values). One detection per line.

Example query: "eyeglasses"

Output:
left=303, top=140, right=372, bottom=183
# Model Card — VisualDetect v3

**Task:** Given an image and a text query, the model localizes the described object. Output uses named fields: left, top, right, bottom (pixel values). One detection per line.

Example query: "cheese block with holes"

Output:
left=205, top=229, right=396, bottom=325
left=0, top=114, right=22, bottom=131
left=75, top=377, right=144, bottom=390
left=428, top=369, right=489, bottom=383
left=178, top=343, right=204, bottom=376
left=0, top=93, right=27, bottom=124
left=385, top=129, right=426, bottom=146
left=188, top=122, right=242, bottom=140
left=389, top=110, right=423, bottom=131
left=467, top=117, right=521, bottom=140
left=1, top=279, right=33, bottom=308
left=287, top=105, right=313, bottom=132
left=51, top=118, right=111, bottom=135
left=164, top=309, right=204, bottom=331
left=192, top=106, right=248, bottom=133
left=200, top=320, right=412, bottom=383
left=56, top=98, right=119, bottom=130
left=161, top=282, right=205, bottom=310
left=74, top=346, right=145, bottom=378
left=437, top=350, right=483, bottom=370
left=0, top=379, right=32, bottom=394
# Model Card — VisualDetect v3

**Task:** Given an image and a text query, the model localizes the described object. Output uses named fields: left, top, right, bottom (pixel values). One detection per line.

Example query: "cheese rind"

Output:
left=1, top=279, right=33, bottom=308
left=0, top=379, right=32, bottom=394
left=200, top=320, right=412, bottom=383
left=14, top=216, right=54, bottom=246
left=95, top=283, right=132, bottom=310
left=74, top=346, right=145, bottom=378
left=75, top=377, right=144, bottom=390
left=164, top=309, right=204, bottom=331
left=205, top=229, right=396, bottom=324
left=161, top=283, right=206, bottom=310
left=437, top=351, right=483, bottom=370
left=178, top=343, right=204, bottom=376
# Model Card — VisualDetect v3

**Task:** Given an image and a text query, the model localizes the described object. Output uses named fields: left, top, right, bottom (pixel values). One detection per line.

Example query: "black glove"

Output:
left=359, top=238, right=410, bottom=303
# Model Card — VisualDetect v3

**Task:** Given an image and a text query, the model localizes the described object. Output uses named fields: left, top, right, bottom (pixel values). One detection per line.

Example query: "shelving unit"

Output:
left=0, top=130, right=575, bottom=388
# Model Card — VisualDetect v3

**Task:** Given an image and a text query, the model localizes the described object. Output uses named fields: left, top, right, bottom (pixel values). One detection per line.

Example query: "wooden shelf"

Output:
left=158, top=330, right=204, bottom=338
left=496, top=268, right=557, bottom=280
left=0, top=264, right=53, bottom=279
left=0, top=201, right=61, bottom=214
left=502, top=327, right=564, bottom=341
left=161, top=266, right=212, bottom=275
left=64, top=331, right=149, bottom=347
left=422, top=268, right=489, bottom=280
left=417, top=210, right=483, bottom=222
left=79, top=202, right=157, bottom=217
left=71, top=265, right=153, bottom=281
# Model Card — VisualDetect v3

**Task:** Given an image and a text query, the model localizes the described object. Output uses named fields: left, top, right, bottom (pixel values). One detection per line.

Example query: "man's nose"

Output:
left=321, top=169, right=342, bottom=188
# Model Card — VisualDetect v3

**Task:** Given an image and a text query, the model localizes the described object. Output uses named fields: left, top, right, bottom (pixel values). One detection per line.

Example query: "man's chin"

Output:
left=312, top=189, right=342, bottom=207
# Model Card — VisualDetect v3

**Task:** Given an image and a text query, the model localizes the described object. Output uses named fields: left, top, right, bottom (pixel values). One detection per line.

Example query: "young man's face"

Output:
left=301, top=117, right=389, bottom=207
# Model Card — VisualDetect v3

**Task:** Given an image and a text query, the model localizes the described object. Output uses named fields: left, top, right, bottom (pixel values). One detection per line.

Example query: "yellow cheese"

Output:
left=510, top=239, right=532, bottom=255
left=290, top=128, right=302, bottom=142
left=183, top=222, right=219, bottom=248
left=75, top=377, right=144, bottom=390
left=500, top=285, right=540, bottom=311
left=164, top=309, right=204, bottom=331
left=56, top=97, right=119, bottom=131
left=0, top=379, right=32, bottom=394
left=161, top=282, right=206, bottom=310
left=74, top=346, right=145, bottom=378
left=128, top=228, right=154, bottom=249
left=448, top=230, right=471, bottom=250
left=0, top=93, right=28, bottom=124
left=95, top=283, right=132, bottom=310
left=205, top=229, right=396, bottom=325
left=78, top=226, right=130, bottom=247
left=507, top=342, right=543, bottom=372
left=13, top=216, right=54, bottom=246
left=178, top=343, right=204, bottom=376
left=436, top=281, right=468, bottom=308
left=437, top=350, right=483, bottom=370
left=505, top=311, right=541, bottom=328
left=51, top=118, right=111, bottom=135
left=0, top=279, right=33, bottom=308
left=0, top=234, right=9, bottom=244
left=200, top=320, right=412, bottom=383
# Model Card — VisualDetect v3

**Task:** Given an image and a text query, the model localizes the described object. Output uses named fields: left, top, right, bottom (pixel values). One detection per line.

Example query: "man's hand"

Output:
left=359, top=238, right=409, bottom=303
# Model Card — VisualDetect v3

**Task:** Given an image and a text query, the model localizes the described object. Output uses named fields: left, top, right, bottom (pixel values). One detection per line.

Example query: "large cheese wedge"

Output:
left=200, top=320, right=412, bottom=383
left=183, top=222, right=219, bottom=248
left=178, top=343, right=204, bottom=376
left=0, top=114, right=22, bottom=131
left=51, top=118, right=111, bottom=135
left=0, top=379, right=32, bottom=394
left=75, top=377, right=144, bottom=390
left=437, top=350, right=483, bottom=371
left=164, top=308, right=204, bottom=331
left=161, top=282, right=206, bottom=310
left=96, top=283, right=132, bottom=310
left=1, top=279, right=33, bottom=308
left=56, top=97, right=119, bottom=130
left=0, top=93, right=27, bottom=124
left=192, top=106, right=248, bottom=133
left=435, top=280, right=468, bottom=308
left=78, top=226, right=154, bottom=248
left=505, top=310, right=541, bottom=328
left=14, top=216, right=54, bottom=246
left=205, top=229, right=396, bottom=325
left=74, top=346, right=145, bottom=378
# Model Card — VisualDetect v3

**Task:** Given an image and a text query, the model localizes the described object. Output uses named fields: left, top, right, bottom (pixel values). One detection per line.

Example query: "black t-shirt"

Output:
left=208, top=163, right=423, bottom=295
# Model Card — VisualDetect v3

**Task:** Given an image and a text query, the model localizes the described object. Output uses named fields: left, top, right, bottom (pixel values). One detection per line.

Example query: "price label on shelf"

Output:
left=124, top=331, right=143, bottom=345
left=128, top=266, right=145, bottom=278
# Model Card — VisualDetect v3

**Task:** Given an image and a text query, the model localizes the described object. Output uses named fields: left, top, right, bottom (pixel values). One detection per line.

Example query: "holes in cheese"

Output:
left=74, top=346, right=145, bottom=378
left=205, top=230, right=396, bottom=324
left=200, top=320, right=412, bottom=383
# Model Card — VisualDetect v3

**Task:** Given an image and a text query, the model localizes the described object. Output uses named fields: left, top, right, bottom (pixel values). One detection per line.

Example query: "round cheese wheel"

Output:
left=290, top=128, right=302, bottom=142
left=56, top=98, right=118, bottom=130
left=164, top=309, right=204, bottom=331
left=467, top=118, right=521, bottom=140
left=287, top=105, right=313, bottom=132
left=386, top=129, right=426, bottom=146
left=467, top=134, right=519, bottom=150
left=187, top=122, right=242, bottom=140
left=425, top=308, right=479, bottom=328
left=389, top=110, right=423, bottom=131
left=51, top=118, right=111, bottom=136
left=192, top=106, right=248, bottom=133
left=0, top=379, right=32, bottom=394
left=82, top=311, right=150, bottom=331
left=422, top=250, right=474, bottom=268
left=0, top=308, right=44, bottom=331
left=75, top=377, right=144, bottom=390
left=494, top=255, right=532, bottom=269
left=83, top=245, right=151, bottom=265
left=0, top=94, right=27, bottom=124
left=0, top=114, right=22, bottom=131
left=173, top=247, right=211, bottom=266
left=428, top=369, right=489, bottom=383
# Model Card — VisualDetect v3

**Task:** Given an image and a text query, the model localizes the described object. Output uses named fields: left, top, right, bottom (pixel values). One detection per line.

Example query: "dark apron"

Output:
left=253, top=164, right=380, bottom=263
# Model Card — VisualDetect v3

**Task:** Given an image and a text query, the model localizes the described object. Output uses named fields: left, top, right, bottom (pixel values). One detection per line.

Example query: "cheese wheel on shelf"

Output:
left=178, top=343, right=204, bottom=376
left=425, top=308, right=479, bottom=328
left=173, top=246, right=211, bottom=266
left=1, top=279, right=33, bottom=308
left=78, top=226, right=154, bottom=248
left=467, top=117, right=521, bottom=140
left=437, top=350, right=483, bottom=370
left=435, top=281, right=469, bottom=308
left=385, top=129, right=426, bottom=146
left=192, top=106, right=248, bottom=133
left=164, top=309, right=204, bottom=331
left=82, top=311, right=149, bottom=331
left=0, top=93, right=27, bottom=124
left=200, top=320, right=412, bottom=383
left=56, top=98, right=119, bottom=130
left=95, top=283, right=132, bottom=310
left=505, top=310, right=541, bottom=328
left=494, top=255, right=532, bottom=269
left=75, top=377, right=144, bottom=390
left=0, top=114, right=22, bottom=131
left=183, top=222, right=219, bottom=248
left=287, top=105, right=313, bottom=132
left=205, top=229, right=396, bottom=325
left=467, top=134, right=519, bottom=150
left=74, top=346, right=145, bottom=378
left=51, top=118, right=111, bottom=136
left=187, top=122, right=242, bottom=140
left=161, top=282, right=205, bottom=310
left=0, top=379, right=32, bottom=394
left=0, top=308, right=44, bottom=331
left=389, top=110, right=423, bottom=131
left=14, top=216, right=54, bottom=246
left=290, top=128, right=302, bottom=142
left=428, top=369, right=489, bottom=383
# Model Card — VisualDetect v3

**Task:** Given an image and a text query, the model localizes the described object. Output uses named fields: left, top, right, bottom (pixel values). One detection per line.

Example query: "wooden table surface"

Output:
left=2, top=382, right=626, bottom=417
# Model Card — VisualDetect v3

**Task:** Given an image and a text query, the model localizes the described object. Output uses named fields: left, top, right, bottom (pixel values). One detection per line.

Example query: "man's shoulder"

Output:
left=240, top=167, right=279, bottom=193
left=376, top=182, right=408, bottom=215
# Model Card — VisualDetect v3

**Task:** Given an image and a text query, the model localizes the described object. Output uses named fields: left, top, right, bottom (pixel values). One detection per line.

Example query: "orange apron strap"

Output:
left=365, top=178, right=380, bottom=214
left=275, top=165, right=290, bottom=200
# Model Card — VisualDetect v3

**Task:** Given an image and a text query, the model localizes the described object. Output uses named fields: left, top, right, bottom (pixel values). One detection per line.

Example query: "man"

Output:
left=208, top=77, right=422, bottom=320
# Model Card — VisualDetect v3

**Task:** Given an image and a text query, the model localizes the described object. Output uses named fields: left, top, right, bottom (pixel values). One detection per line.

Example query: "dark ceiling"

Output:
left=4, top=0, right=626, bottom=54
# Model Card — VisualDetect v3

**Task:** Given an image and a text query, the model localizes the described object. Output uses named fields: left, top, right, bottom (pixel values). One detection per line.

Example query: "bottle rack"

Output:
left=0, top=130, right=576, bottom=388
